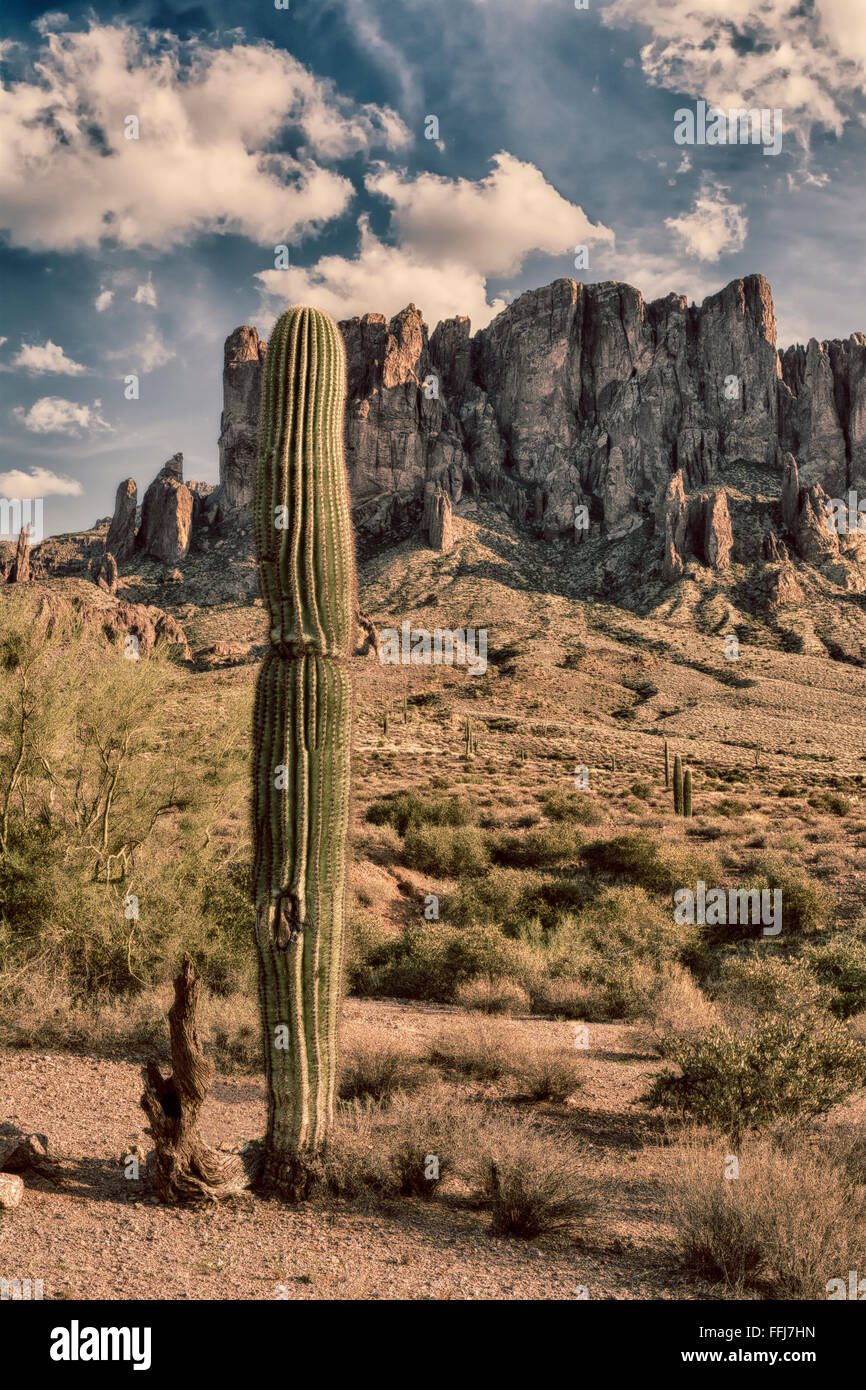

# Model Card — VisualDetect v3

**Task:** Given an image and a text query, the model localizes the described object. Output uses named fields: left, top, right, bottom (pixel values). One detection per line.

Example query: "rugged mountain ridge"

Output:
left=212, top=274, right=866, bottom=565
left=15, top=273, right=866, bottom=596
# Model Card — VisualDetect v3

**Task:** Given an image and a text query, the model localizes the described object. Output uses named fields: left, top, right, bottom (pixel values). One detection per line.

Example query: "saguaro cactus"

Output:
left=251, top=305, right=355, bottom=1199
left=683, top=769, right=693, bottom=818
left=664, top=740, right=670, bottom=789
left=673, top=754, right=684, bottom=815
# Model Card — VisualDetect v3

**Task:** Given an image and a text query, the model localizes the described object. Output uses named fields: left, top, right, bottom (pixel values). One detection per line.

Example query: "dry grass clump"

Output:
left=428, top=1015, right=515, bottom=1082
left=643, top=963, right=721, bottom=1053
left=669, top=1134, right=866, bottom=1298
left=455, top=975, right=531, bottom=1015
left=511, top=1045, right=585, bottom=1102
left=322, top=1083, right=479, bottom=1200
left=338, top=1031, right=426, bottom=1101
left=530, top=977, right=595, bottom=1019
left=474, top=1111, right=593, bottom=1237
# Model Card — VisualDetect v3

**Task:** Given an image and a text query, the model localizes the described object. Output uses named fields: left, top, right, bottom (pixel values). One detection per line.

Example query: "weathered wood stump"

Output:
left=140, top=954, right=252, bottom=1205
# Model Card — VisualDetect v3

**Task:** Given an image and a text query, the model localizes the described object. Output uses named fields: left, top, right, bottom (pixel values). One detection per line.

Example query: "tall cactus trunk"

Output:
left=251, top=306, right=355, bottom=1199
left=664, top=740, right=670, bottom=789
left=673, top=754, right=684, bottom=816
left=683, top=768, right=693, bottom=818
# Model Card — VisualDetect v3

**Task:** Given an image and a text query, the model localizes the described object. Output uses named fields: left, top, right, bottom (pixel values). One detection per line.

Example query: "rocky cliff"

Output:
left=214, top=275, right=866, bottom=574
left=21, top=274, right=866, bottom=599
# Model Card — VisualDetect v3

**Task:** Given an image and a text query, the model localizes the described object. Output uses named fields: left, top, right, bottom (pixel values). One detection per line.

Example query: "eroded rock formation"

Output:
left=137, top=454, right=193, bottom=564
left=216, top=273, right=866, bottom=575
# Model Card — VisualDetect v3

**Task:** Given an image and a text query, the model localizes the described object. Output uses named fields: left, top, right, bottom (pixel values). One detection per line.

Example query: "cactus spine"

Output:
left=664, top=740, right=670, bottom=788
left=673, top=754, right=684, bottom=815
left=252, top=305, right=355, bottom=1198
left=683, top=768, right=693, bottom=818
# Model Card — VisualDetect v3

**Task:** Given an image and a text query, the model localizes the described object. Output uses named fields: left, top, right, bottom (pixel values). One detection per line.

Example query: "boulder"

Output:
left=0, top=1173, right=24, bottom=1209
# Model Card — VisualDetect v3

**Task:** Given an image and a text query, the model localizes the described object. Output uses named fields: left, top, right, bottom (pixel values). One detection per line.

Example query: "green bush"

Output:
left=541, top=789, right=604, bottom=825
left=580, top=833, right=672, bottom=893
left=366, top=791, right=475, bottom=836
left=805, top=931, right=866, bottom=1018
left=362, top=921, right=540, bottom=1002
left=715, top=953, right=831, bottom=1022
left=490, top=822, right=582, bottom=868
left=647, top=1015, right=866, bottom=1139
left=402, top=824, right=490, bottom=877
left=807, top=791, right=850, bottom=816
left=741, top=853, right=830, bottom=938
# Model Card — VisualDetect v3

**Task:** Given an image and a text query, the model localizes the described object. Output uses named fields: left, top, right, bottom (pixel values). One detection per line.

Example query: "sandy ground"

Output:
left=0, top=999, right=720, bottom=1302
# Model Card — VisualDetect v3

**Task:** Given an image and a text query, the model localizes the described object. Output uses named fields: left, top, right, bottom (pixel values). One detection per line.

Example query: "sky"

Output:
left=1, top=0, right=866, bottom=538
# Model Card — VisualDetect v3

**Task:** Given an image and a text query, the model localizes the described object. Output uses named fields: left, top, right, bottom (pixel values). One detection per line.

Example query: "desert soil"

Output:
left=0, top=999, right=718, bottom=1302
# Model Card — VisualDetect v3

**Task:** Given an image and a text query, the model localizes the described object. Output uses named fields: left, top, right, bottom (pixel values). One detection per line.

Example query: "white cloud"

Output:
left=603, top=0, right=866, bottom=154
left=0, top=23, right=410, bottom=252
left=33, top=12, right=69, bottom=36
left=257, top=153, right=614, bottom=330
left=0, top=465, right=82, bottom=497
left=11, top=340, right=87, bottom=375
left=132, top=277, right=157, bottom=308
left=94, top=288, right=114, bottom=312
left=107, top=327, right=175, bottom=374
left=12, top=397, right=112, bottom=435
left=0, top=337, right=7, bottom=347
left=664, top=180, right=748, bottom=262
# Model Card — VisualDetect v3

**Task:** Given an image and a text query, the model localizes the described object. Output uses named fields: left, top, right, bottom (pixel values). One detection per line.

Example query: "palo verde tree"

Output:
left=251, top=305, right=356, bottom=1198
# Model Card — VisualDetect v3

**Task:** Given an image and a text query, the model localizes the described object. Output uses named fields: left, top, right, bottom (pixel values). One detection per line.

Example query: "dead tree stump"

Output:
left=140, top=954, right=251, bottom=1205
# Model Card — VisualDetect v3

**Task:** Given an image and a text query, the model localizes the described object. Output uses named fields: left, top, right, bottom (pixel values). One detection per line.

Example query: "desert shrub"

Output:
left=579, top=835, right=722, bottom=907
left=580, top=885, right=692, bottom=958
left=449, top=867, right=592, bottom=936
left=490, top=822, right=582, bottom=868
left=647, top=1015, right=866, bottom=1139
left=629, top=781, right=653, bottom=801
left=808, top=791, right=850, bottom=816
left=366, top=921, right=540, bottom=1003
left=805, top=931, right=866, bottom=1018
left=580, top=833, right=671, bottom=892
left=474, top=1113, right=593, bottom=1237
left=670, top=1135, right=866, bottom=1298
left=365, top=791, right=475, bottom=836
left=715, top=798, right=750, bottom=818
left=455, top=976, right=531, bottom=1014
left=344, top=906, right=394, bottom=995
left=740, top=853, right=830, bottom=938
left=714, top=953, right=831, bottom=1025
left=324, top=1085, right=476, bottom=1199
left=402, top=824, right=489, bottom=877
left=541, top=789, right=604, bottom=825
left=646, top=963, right=721, bottom=1049
left=530, top=977, right=595, bottom=1019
